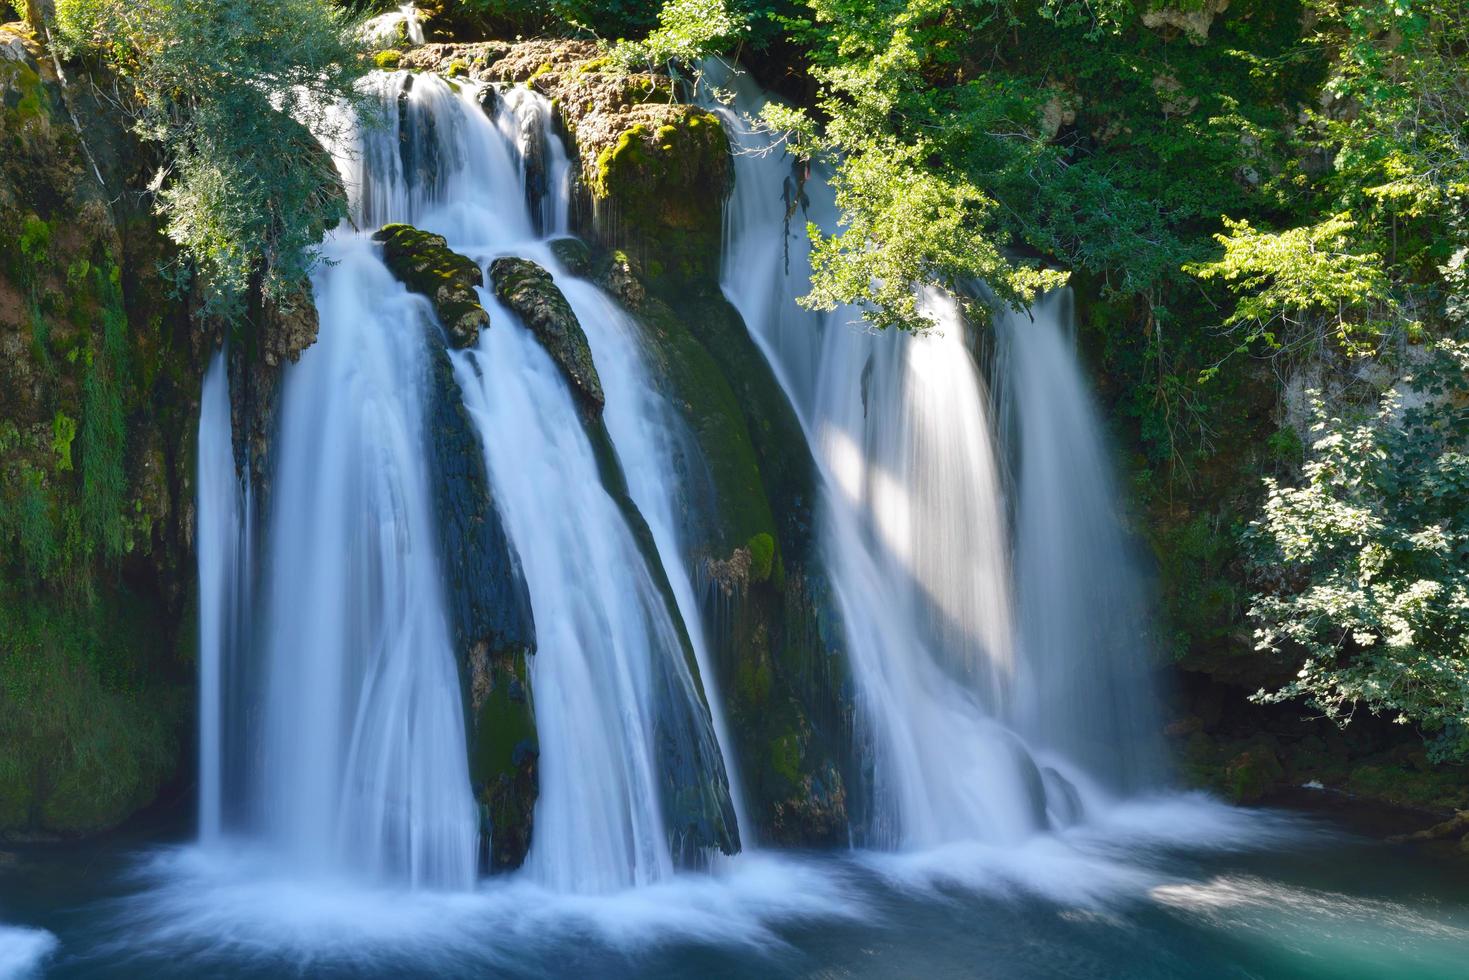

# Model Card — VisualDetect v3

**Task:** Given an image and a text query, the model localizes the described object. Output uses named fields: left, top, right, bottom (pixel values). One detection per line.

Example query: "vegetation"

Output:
left=1248, top=345, right=1469, bottom=762
left=562, top=0, right=1468, bottom=763
left=50, top=0, right=367, bottom=318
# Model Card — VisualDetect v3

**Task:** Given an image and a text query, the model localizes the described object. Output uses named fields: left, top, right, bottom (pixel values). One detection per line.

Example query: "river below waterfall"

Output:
left=2, top=798, right=1468, bottom=979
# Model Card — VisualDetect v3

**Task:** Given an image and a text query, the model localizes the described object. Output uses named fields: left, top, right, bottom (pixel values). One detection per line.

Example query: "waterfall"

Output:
left=995, top=293, right=1163, bottom=792
left=193, top=57, right=1158, bottom=898
left=364, top=74, right=744, bottom=889
left=255, top=236, right=479, bottom=888
left=707, top=61, right=1149, bottom=846
left=191, top=70, right=742, bottom=893
left=195, top=350, right=244, bottom=843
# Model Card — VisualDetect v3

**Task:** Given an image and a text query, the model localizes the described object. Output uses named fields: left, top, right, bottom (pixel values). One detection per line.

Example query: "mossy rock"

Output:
left=548, top=236, right=592, bottom=276
left=419, top=321, right=537, bottom=870
left=601, top=262, right=853, bottom=845
left=586, top=108, right=731, bottom=282
left=0, top=30, right=200, bottom=840
left=373, top=223, right=489, bottom=348
left=469, top=644, right=538, bottom=871
left=489, top=256, right=604, bottom=416
left=0, top=584, right=185, bottom=837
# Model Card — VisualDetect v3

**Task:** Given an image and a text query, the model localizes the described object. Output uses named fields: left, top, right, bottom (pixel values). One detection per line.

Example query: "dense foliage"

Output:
left=1248, top=342, right=1469, bottom=762
left=51, top=0, right=367, bottom=315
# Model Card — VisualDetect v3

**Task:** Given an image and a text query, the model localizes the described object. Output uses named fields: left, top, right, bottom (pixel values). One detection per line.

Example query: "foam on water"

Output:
left=0, top=924, right=58, bottom=980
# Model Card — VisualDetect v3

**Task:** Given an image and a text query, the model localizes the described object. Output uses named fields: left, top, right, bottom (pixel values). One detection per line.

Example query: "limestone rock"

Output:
left=1142, top=0, right=1230, bottom=43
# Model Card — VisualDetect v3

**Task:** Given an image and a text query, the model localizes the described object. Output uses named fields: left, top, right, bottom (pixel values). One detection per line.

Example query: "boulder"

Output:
left=489, top=256, right=603, bottom=415
left=373, top=222, right=488, bottom=348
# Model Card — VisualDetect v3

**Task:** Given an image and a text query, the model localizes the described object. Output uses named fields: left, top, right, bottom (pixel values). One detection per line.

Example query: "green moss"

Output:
left=373, top=223, right=488, bottom=347
left=770, top=731, right=804, bottom=786
left=631, top=294, right=776, bottom=554
left=471, top=651, right=536, bottom=785
left=0, top=583, right=183, bottom=835
left=446, top=59, right=469, bottom=78
left=51, top=411, right=76, bottom=471
left=747, top=532, right=775, bottom=584
left=373, top=49, right=402, bottom=69
left=79, top=264, right=129, bottom=563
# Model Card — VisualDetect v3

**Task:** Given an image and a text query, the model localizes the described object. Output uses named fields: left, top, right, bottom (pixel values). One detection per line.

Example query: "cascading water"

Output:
left=995, top=293, right=1163, bottom=792
left=706, top=60, right=1148, bottom=846
left=255, top=236, right=479, bottom=889
left=195, top=350, right=247, bottom=844
left=249, top=72, right=746, bottom=893
left=194, top=55, right=1154, bottom=900
left=196, top=352, right=236, bottom=846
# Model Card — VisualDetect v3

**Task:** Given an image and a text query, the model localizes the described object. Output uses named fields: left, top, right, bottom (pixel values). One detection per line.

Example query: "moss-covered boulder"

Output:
left=548, top=236, right=592, bottom=276
left=489, top=256, right=604, bottom=416
left=399, top=40, right=731, bottom=281
left=373, top=222, right=488, bottom=348
left=585, top=107, right=729, bottom=281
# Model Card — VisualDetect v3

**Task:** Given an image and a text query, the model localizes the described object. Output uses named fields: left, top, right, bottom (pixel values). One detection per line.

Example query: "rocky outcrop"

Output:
left=419, top=323, right=538, bottom=871
left=399, top=40, right=733, bottom=280
left=1142, top=0, right=1230, bottom=43
left=489, top=257, right=604, bottom=415
left=374, top=223, right=489, bottom=348
left=560, top=241, right=857, bottom=845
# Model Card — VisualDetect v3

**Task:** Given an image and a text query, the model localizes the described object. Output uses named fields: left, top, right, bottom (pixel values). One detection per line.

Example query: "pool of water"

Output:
left=2, top=794, right=1465, bottom=979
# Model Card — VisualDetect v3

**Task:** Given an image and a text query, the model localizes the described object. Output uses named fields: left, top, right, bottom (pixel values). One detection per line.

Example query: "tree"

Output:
left=53, top=0, right=368, bottom=317
left=1248, top=341, right=1469, bottom=762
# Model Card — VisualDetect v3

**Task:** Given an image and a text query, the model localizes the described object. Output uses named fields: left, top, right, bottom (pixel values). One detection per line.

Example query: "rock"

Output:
left=258, top=276, right=319, bottom=367
left=627, top=281, right=855, bottom=846
left=0, top=25, right=197, bottom=839
left=548, top=236, right=592, bottom=277
left=399, top=39, right=731, bottom=280
left=586, top=107, right=730, bottom=281
left=595, top=250, right=646, bottom=309
left=372, top=222, right=489, bottom=348
left=489, top=257, right=604, bottom=415
left=1387, top=810, right=1469, bottom=844
left=417, top=322, right=538, bottom=870
left=1142, top=0, right=1229, bottom=43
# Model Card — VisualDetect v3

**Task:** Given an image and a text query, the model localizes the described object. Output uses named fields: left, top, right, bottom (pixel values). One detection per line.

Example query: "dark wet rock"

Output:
left=489, top=256, right=603, bottom=416
left=602, top=258, right=855, bottom=846
left=421, top=326, right=538, bottom=871
left=579, top=412, right=740, bottom=859
left=594, top=249, right=646, bottom=310
left=1224, top=744, right=1285, bottom=804
left=373, top=222, right=488, bottom=348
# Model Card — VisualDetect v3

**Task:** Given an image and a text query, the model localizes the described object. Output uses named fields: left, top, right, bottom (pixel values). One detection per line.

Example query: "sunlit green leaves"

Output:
left=1249, top=342, right=1469, bottom=762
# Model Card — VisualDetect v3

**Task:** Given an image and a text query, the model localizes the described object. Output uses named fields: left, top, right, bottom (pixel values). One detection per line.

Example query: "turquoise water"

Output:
left=2, top=795, right=1466, bottom=979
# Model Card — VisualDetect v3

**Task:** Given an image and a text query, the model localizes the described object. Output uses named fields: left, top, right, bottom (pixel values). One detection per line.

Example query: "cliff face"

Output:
left=0, top=22, right=202, bottom=837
